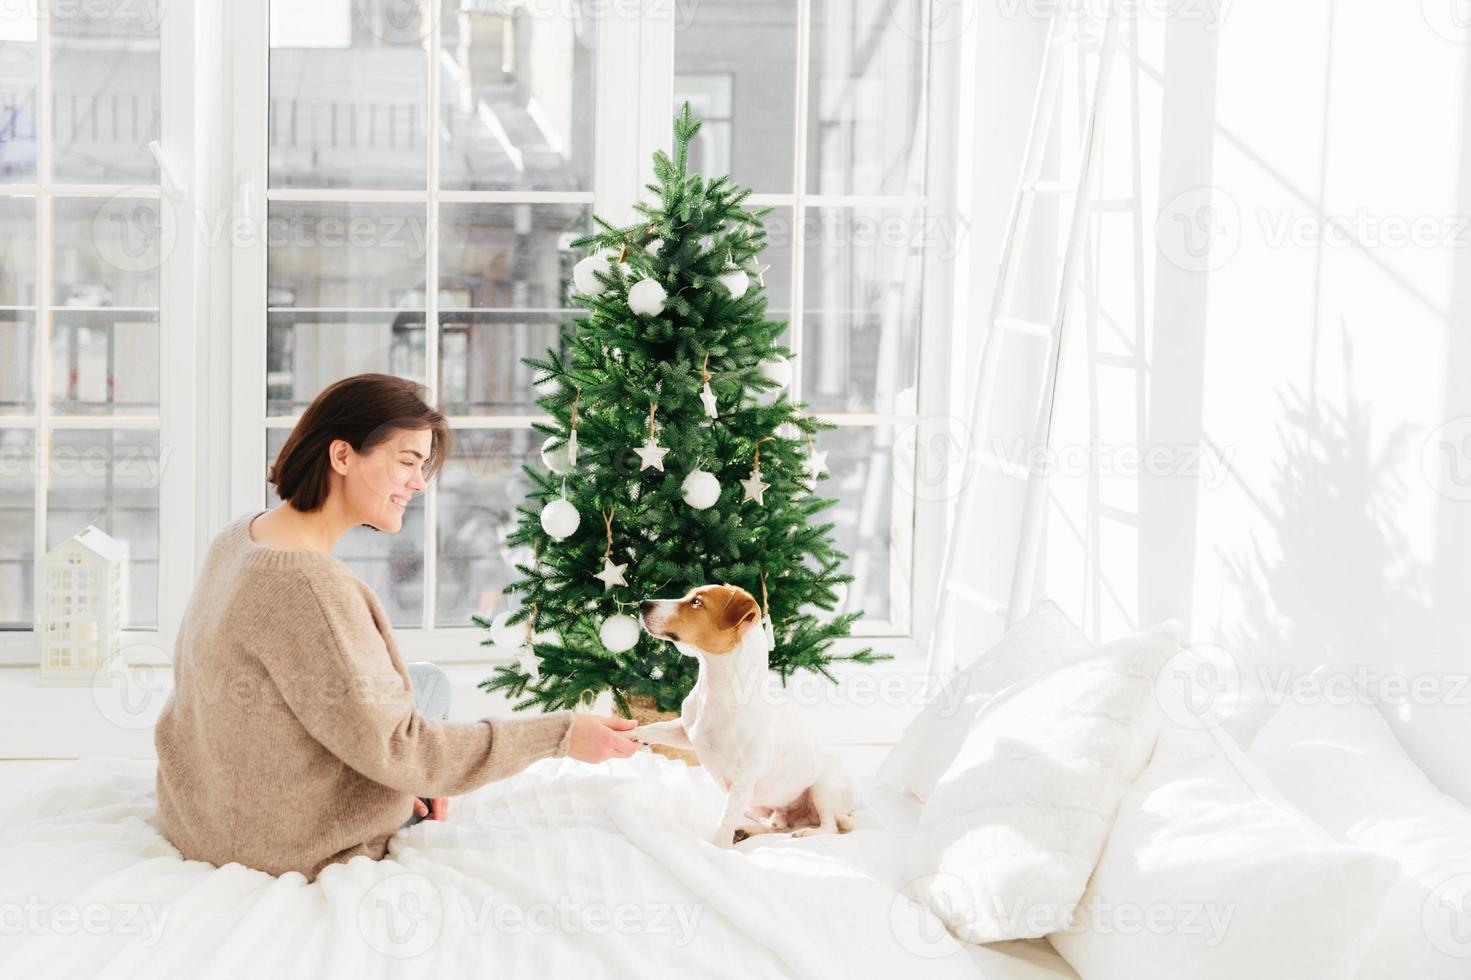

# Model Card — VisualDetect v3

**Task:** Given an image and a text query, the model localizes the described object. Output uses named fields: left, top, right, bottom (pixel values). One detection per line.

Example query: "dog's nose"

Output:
left=638, top=599, right=654, bottom=614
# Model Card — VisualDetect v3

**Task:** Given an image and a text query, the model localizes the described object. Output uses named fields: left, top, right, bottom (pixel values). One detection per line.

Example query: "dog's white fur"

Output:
left=633, top=587, right=857, bottom=849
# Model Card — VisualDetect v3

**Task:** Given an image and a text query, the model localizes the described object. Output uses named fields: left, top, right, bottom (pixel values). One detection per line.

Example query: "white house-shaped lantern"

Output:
left=37, top=525, right=129, bottom=687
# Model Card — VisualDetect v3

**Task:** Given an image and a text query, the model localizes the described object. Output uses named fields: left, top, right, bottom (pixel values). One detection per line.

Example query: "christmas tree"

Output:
left=478, top=103, right=889, bottom=716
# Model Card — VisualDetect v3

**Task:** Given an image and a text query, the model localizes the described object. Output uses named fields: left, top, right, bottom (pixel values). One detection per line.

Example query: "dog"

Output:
left=631, top=584, right=857, bottom=849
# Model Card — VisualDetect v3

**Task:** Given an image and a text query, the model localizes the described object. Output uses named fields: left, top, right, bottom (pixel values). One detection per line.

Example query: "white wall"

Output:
left=1028, top=2, right=1471, bottom=801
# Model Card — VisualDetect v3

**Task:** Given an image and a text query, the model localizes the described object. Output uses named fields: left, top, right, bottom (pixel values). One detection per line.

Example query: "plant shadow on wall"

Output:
left=1219, top=333, right=1433, bottom=703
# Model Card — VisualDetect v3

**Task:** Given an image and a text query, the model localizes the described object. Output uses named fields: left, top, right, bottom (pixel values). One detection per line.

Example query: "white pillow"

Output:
left=1051, top=725, right=1398, bottom=980
left=1249, top=699, right=1471, bottom=977
left=902, top=619, right=1180, bottom=943
left=879, top=600, right=1094, bottom=802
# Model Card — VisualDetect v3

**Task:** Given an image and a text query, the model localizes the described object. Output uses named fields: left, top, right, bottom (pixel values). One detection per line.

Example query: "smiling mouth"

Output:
left=389, top=494, right=409, bottom=511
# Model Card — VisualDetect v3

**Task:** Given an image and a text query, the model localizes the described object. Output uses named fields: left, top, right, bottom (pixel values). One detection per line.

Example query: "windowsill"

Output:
left=1, top=630, right=922, bottom=668
left=0, top=641, right=933, bottom=759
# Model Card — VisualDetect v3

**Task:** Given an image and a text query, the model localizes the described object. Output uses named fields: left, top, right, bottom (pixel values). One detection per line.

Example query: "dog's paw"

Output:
left=709, top=831, right=736, bottom=849
left=791, top=826, right=829, bottom=838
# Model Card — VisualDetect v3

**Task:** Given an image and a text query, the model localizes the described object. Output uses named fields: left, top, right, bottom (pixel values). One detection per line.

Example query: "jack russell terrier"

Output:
left=632, top=584, right=857, bottom=849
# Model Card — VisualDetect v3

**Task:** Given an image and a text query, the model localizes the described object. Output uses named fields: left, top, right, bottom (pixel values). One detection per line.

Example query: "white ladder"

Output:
left=927, top=0, right=1124, bottom=677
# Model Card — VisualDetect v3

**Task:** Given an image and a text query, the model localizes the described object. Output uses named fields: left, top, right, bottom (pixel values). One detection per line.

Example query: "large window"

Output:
left=0, top=1, right=180, bottom=650
left=235, top=0, right=937, bottom=655
left=0, top=0, right=945, bottom=664
left=255, top=0, right=596, bottom=633
left=675, top=0, right=930, bottom=631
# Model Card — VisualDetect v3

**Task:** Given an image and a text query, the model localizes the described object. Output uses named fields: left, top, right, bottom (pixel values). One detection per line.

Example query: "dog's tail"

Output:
left=835, top=813, right=855, bottom=833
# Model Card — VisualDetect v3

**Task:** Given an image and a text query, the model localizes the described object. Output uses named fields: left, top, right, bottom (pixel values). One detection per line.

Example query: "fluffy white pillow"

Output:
left=901, top=619, right=1181, bottom=943
left=1249, top=699, right=1471, bottom=977
left=1051, top=725, right=1397, bottom=980
left=879, top=600, right=1094, bottom=802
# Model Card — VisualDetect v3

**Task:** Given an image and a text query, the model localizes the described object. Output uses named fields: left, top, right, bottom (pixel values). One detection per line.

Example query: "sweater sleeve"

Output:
left=254, top=570, right=575, bottom=797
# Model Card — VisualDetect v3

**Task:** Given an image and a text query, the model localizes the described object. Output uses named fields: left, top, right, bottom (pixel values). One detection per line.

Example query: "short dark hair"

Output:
left=268, top=373, right=452, bottom=512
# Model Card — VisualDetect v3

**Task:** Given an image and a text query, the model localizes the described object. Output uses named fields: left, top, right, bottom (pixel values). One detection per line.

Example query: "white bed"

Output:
left=0, top=749, right=1076, bottom=980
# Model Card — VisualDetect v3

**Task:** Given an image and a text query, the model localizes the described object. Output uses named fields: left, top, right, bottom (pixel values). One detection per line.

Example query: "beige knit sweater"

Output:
left=153, top=510, right=574, bottom=882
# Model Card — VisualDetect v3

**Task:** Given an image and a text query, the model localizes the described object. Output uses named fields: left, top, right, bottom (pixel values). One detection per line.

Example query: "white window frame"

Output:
left=0, top=0, right=199, bottom=668
left=125, top=0, right=958, bottom=669
left=659, top=2, right=963, bottom=660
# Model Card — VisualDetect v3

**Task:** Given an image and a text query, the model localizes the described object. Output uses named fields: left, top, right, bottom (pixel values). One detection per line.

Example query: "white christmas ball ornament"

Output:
left=541, top=436, right=572, bottom=474
left=717, top=269, right=749, bottom=299
left=600, top=614, right=641, bottom=653
left=627, top=278, right=668, bottom=317
left=540, top=498, right=581, bottom=540
left=490, top=611, right=525, bottom=650
left=681, top=469, right=721, bottom=510
left=760, top=356, right=793, bottom=390
left=645, top=238, right=664, bottom=256
left=572, top=254, right=611, bottom=295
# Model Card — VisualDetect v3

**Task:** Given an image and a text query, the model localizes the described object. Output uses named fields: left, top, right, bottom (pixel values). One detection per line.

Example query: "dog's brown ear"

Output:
left=719, top=589, right=760, bottom=633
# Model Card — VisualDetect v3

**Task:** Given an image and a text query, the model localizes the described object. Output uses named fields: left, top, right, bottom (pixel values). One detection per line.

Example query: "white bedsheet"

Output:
left=0, top=749, right=1013, bottom=980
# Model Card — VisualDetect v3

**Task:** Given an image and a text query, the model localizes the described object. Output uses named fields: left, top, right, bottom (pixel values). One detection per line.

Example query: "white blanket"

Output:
left=0, top=750, right=983, bottom=979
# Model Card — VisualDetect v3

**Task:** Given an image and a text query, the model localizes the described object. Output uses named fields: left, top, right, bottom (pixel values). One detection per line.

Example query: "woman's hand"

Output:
left=567, top=714, right=641, bottom=764
left=411, top=717, right=638, bottom=818
left=413, top=796, right=448, bottom=821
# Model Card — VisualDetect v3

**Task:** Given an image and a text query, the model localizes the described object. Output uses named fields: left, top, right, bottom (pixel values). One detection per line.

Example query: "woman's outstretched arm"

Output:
left=257, top=570, right=575, bottom=796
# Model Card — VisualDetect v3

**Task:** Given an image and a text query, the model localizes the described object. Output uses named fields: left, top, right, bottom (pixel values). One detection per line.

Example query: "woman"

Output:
left=153, top=374, right=641, bottom=882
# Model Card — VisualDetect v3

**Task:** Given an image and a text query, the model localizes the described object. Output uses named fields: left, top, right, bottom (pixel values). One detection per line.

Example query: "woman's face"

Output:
left=342, top=428, right=432, bottom=532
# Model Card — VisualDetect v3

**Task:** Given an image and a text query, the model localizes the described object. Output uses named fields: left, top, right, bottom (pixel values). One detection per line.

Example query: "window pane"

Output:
left=266, top=428, right=425, bottom=628
left=674, top=74, right=732, bottom=179
left=0, top=429, right=33, bottom=628
left=266, top=200, right=428, bottom=308
left=267, top=310, right=426, bottom=415
left=0, top=309, right=32, bottom=412
left=269, top=0, right=427, bottom=189
left=49, top=3, right=161, bottom=183
left=800, top=205, right=921, bottom=414
left=266, top=199, right=428, bottom=413
left=438, top=0, right=596, bottom=193
left=439, top=313, right=565, bottom=416
left=0, top=36, right=37, bottom=182
left=0, top=195, right=37, bottom=304
left=437, top=201, right=585, bottom=416
left=51, top=311, right=159, bottom=414
left=807, top=0, right=926, bottom=197
left=46, top=428, right=159, bottom=629
left=434, top=428, right=534, bottom=627
left=438, top=202, right=588, bottom=309
left=674, top=0, right=796, bottom=194
left=53, top=196, right=162, bottom=307
left=814, top=424, right=902, bottom=626
left=51, top=196, right=161, bottom=416
left=0, top=312, right=32, bottom=411
left=754, top=205, right=793, bottom=328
